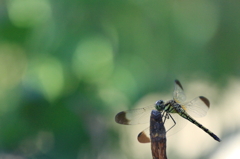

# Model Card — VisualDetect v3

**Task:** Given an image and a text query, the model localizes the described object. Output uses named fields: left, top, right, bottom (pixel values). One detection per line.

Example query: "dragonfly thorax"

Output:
left=155, top=100, right=165, bottom=111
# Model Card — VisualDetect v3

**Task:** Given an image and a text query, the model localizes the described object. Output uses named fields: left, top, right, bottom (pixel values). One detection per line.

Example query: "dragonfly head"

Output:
left=155, top=100, right=165, bottom=111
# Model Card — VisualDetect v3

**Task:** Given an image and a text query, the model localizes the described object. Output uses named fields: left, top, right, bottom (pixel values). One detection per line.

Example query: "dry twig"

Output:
left=150, top=110, right=167, bottom=159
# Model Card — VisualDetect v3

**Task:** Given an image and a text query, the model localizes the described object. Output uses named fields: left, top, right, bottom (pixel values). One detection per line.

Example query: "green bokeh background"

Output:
left=0, top=0, right=240, bottom=159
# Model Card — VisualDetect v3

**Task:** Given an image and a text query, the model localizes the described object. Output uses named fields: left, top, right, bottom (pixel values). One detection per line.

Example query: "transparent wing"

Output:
left=115, top=105, right=155, bottom=125
left=137, top=112, right=188, bottom=143
left=173, top=80, right=186, bottom=104
left=182, top=96, right=210, bottom=118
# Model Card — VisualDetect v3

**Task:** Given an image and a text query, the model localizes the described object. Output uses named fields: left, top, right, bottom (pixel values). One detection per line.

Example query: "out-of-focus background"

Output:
left=0, top=0, right=240, bottom=159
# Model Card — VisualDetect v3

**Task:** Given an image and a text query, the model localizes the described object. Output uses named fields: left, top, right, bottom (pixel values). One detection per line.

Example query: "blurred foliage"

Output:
left=0, top=0, right=240, bottom=158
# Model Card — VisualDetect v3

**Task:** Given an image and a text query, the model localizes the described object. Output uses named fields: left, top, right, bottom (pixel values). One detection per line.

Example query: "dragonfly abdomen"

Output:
left=179, top=113, right=221, bottom=142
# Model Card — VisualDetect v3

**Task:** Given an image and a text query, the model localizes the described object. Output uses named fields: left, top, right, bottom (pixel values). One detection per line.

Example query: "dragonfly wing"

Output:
left=138, top=127, right=150, bottom=143
left=182, top=96, right=210, bottom=118
left=115, top=105, right=155, bottom=125
left=173, top=80, right=186, bottom=103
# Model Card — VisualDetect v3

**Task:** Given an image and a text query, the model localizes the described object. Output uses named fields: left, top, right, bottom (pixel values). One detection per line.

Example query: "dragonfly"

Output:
left=115, top=80, right=221, bottom=142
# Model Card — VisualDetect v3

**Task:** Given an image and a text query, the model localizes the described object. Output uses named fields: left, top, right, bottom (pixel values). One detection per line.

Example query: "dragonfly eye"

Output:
left=155, top=100, right=164, bottom=111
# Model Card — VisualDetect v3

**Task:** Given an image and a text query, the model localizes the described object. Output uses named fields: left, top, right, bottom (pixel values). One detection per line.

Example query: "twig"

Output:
left=150, top=110, right=167, bottom=159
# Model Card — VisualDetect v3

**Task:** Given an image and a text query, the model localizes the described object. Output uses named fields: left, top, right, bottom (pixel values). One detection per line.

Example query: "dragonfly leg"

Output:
left=166, top=114, right=176, bottom=133
left=161, top=111, right=168, bottom=124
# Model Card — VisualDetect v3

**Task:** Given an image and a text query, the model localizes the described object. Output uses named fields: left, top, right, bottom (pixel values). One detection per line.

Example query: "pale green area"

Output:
left=0, top=0, right=240, bottom=158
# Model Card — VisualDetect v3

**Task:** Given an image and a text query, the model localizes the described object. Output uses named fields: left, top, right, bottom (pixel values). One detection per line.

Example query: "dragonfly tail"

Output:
left=180, top=113, right=221, bottom=142
left=209, top=132, right=221, bottom=142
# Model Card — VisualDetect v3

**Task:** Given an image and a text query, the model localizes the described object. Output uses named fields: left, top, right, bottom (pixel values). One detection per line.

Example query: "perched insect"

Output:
left=115, top=80, right=221, bottom=142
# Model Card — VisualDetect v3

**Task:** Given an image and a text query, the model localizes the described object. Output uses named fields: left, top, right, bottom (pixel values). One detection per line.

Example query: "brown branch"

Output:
left=150, top=110, right=167, bottom=159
